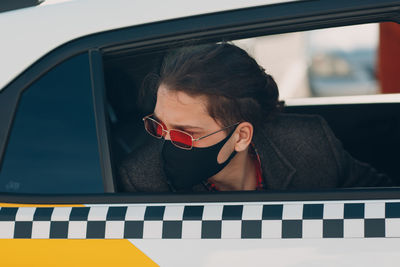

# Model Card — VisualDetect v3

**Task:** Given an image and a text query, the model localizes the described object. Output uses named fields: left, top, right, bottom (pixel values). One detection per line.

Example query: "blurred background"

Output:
left=234, top=22, right=400, bottom=100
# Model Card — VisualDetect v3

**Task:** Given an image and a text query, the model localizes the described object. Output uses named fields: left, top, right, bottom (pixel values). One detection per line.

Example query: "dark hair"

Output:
left=143, top=42, right=282, bottom=133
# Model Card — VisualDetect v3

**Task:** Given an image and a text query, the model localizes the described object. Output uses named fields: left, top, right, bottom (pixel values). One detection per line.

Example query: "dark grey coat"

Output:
left=119, top=113, right=392, bottom=192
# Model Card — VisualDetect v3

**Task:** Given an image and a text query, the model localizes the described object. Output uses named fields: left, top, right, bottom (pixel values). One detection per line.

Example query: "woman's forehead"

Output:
left=155, top=85, right=215, bottom=127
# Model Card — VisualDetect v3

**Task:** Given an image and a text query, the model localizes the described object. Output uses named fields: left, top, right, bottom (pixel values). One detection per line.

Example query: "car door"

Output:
left=1, top=0, right=400, bottom=266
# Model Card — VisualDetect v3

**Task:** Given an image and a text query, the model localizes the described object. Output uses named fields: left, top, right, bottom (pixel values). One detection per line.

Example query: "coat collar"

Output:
left=253, top=126, right=296, bottom=190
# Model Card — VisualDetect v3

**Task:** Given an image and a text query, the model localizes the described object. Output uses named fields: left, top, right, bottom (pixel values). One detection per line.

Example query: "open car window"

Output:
left=235, top=23, right=381, bottom=99
left=103, top=22, right=400, bottom=193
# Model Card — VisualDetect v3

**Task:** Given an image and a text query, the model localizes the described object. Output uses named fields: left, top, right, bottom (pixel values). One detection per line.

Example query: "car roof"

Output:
left=0, top=0, right=292, bottom=91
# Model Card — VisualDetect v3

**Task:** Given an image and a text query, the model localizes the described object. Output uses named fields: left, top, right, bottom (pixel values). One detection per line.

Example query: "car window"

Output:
left=0, top=53, right=104, bottom=194
left=102, top=21, right=400, bottom=193
left=233, top=22, right=400, bottom=100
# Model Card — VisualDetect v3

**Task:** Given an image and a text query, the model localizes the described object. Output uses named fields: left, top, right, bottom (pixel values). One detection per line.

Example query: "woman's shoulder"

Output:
left=119, top=139, right=170, bottom=192
left=254, top=113, right=342, bottom=189
left=255, top=112, right=337, bottom=167
left=120, top=139, right=163, bottom=169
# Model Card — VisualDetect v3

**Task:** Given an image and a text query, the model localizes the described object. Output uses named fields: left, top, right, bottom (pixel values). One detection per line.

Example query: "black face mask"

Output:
left=161, top=130, right=237, bottom=191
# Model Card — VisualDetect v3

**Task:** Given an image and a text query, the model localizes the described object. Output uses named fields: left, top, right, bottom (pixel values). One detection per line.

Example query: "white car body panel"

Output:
left=131, top=239, right=400, bottom=267
left=0, top=0, right=297, bottom=91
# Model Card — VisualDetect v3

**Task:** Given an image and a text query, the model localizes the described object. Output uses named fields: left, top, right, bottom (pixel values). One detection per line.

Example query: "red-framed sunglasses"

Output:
left=143, top=114, right=240, bottom=150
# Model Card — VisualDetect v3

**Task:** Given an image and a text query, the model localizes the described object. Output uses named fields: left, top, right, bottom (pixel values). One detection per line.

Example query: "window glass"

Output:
left=0, top=53, right=104, bottom=194
left=234, top=22, right=400, bottom=99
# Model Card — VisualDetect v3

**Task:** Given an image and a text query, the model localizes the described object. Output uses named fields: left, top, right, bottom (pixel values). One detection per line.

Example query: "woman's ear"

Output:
left=234, top=122, right=254, bottom=152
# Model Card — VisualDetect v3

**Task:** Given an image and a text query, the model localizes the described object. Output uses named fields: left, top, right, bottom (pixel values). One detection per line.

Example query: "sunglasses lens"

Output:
left=144, top=118, right=163, bottom=138
left=170, top=130, right=192, bottom=149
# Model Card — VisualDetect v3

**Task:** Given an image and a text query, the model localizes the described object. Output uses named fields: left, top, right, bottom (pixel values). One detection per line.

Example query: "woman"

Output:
left=119, top=42, right=392, bottom=192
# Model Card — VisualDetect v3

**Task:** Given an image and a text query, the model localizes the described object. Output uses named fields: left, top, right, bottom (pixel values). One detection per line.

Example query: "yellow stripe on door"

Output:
left=0, top=203, right=85, bottom=207
left=0, top=239, right=157, bottom=266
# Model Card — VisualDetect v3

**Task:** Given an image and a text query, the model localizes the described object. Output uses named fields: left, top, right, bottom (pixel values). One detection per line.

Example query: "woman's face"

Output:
left=153, top=83, right=251, bottom=164
left=153, top=84, right=228, bottom=148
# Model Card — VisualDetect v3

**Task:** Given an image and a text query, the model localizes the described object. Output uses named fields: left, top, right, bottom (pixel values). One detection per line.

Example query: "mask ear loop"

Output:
left=206, top=125, right=239, bottom=191
left=216, top=125, right=238, bottom=165
left=201, top=152, right=238, bottom=191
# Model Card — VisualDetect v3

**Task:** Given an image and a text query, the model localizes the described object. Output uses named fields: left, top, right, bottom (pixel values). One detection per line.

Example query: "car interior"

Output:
left=103, top=27, right=400, bottom=192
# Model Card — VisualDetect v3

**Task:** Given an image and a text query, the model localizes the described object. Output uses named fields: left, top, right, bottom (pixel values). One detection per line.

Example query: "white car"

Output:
left=1, top=0, right=400, bottom=266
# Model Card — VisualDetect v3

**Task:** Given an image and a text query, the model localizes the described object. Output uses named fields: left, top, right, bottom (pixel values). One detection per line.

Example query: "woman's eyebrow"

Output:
left=168, top=121, right=204, bottom=130
left=153, top=112, right=203, bottom=130
left=172, top=124, right=203, bottom=130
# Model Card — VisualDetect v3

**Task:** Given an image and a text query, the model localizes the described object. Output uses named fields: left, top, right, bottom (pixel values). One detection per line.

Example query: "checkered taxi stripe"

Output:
left=1, top=202, right=400, bottom=239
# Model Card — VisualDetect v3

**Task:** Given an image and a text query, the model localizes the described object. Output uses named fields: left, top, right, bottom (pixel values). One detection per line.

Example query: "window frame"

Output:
left=0, top=0, right=399, bottom=202
left=89, top=50, right=116, bottom=192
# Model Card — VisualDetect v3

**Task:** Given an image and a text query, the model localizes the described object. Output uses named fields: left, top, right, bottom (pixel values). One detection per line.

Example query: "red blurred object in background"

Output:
left=378, top=22, right=400, bottom=93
